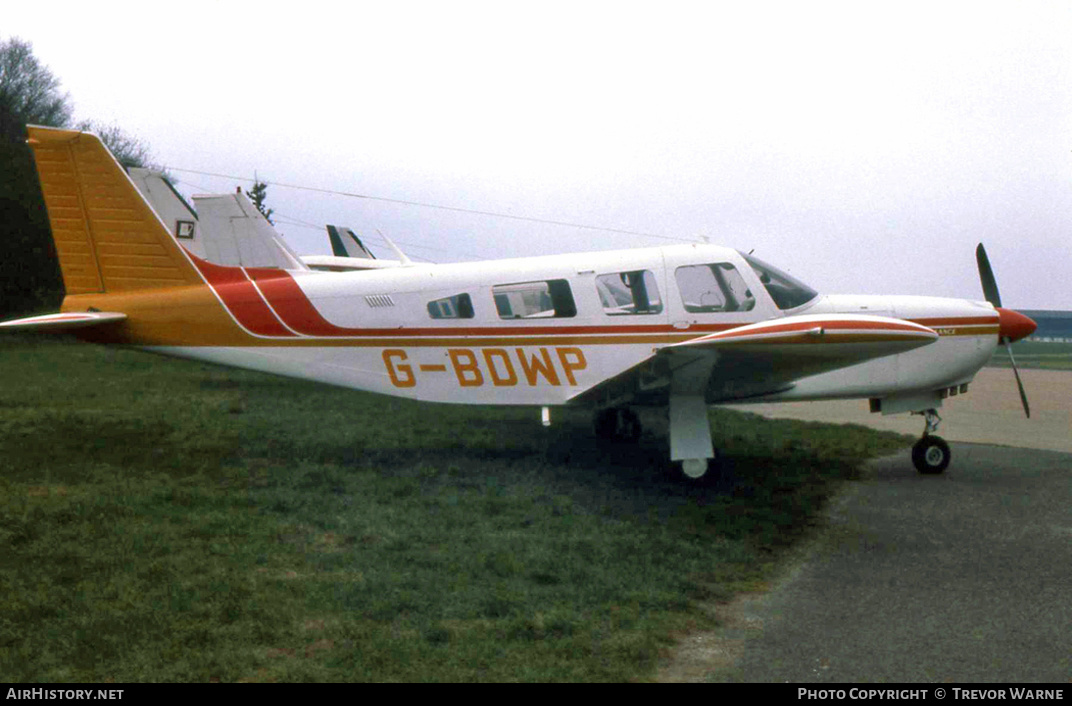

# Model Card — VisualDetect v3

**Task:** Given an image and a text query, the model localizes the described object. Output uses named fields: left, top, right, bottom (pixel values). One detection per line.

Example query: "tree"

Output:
left=245, top=179, right=274, bottom=224
left=0, top=37, right=170, bottom=317
left=76, top=119, right=155, bottom=170
left=0, top=37, right=71, bottom=316
left=0, top=37, right=72, bottom=140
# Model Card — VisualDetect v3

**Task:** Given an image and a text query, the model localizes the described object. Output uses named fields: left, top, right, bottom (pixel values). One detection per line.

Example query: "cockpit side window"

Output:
left=740, top=253, right=818, bottom=310
left=596, top=270, right=663, bottom=315
left=492, top=279, right=577, bottom=319
left=427, top=293, right=474, bottom=319
left=674, top=263, right=756, bottom=313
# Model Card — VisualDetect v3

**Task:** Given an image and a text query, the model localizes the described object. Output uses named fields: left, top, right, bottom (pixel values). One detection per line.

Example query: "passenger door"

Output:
left=662, top=249, right=776, bottom=333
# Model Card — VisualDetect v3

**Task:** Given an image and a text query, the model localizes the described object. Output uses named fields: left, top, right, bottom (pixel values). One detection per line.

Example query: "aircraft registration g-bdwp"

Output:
left=2, top=126, right=1037, bottom=478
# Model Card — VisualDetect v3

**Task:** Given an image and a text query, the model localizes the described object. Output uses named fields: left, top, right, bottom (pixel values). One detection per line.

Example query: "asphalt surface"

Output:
left=657, top=369, right=1072, bottom=682
left=737, top=368, right=1072, bottom=454
left=698, top=443, right=1072, bottom=682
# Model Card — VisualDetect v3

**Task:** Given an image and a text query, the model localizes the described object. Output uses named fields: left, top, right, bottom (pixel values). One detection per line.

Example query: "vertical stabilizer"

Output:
left=327, top=225, right=376, bottom=259
left=192, top=193, right=308, bottom=270
left=27, top=126, right=202, bottom=294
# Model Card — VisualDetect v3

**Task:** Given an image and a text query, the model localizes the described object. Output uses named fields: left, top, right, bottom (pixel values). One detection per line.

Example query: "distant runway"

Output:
left=729, top=368, right=1072, bottom=454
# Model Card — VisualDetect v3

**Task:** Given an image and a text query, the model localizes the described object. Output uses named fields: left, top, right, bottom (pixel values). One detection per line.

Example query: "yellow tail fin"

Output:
left=27, top=125, right=202, bottom=295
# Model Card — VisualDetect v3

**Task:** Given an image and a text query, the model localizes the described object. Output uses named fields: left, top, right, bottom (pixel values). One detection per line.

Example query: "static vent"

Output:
left=365, top=294, right=395, bottom=308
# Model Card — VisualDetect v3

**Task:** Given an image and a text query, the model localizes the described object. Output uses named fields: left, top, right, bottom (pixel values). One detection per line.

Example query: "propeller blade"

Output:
left=976, top=243, right=1002, bottom=308
left=1003, top=336, right=1031, bottom=418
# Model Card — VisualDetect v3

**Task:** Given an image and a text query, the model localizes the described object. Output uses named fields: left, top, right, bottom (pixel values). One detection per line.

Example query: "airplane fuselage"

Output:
left=62, top=243, right=1001, bottom=411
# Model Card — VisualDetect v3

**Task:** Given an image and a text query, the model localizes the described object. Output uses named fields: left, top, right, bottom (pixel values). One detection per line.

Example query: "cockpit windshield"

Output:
left=740, top=252, right=819, bottom=310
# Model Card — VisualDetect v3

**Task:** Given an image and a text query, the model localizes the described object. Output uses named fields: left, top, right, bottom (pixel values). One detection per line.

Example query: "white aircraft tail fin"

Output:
left=130, top=167, right=307, bottom=271
left=190, top=192, right=308, bottom=270
left=326, top=225, right=376, bottom=259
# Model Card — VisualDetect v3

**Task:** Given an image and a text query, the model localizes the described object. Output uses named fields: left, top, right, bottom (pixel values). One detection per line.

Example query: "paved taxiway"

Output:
left=722, top=443, right=1072, bottom=682
left=662, top=369, right=1072, bottom=682
left=735, top=368, right=1072, bottom=454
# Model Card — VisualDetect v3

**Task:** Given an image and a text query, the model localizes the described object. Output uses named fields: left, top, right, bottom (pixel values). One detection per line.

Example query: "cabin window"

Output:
left=427, top=293, right=474, bottom=319
left=492, top=279, right=576, bottom=319
left=596, top=270, right=663, bottom=315
left=674, top=263, right=756, bottom=313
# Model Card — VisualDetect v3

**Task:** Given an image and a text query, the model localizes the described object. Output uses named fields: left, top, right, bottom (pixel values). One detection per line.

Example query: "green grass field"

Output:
left=1, top=334, right=912, bottom=682
left=988, top=340, right=1072, bottom=371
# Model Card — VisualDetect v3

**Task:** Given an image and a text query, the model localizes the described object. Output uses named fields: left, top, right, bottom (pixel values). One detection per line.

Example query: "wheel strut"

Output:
left=922, top=409, right=942, bottom=436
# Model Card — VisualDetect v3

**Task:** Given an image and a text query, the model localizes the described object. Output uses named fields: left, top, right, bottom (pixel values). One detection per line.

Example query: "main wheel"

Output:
left=593, top=407, right=641, bottom=442
left=680, top=458, right=708, bottom=479
left=673, top=453, right=720, bottom=481
left=912, top=436, right=951, bottom=474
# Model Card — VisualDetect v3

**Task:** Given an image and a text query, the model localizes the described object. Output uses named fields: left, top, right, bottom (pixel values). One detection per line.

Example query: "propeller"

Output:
left=975, top=243, right=1035, bottom=418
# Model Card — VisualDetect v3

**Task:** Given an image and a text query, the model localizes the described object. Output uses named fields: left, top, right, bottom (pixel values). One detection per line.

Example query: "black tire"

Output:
left=593, top=408, right=641, bottom=442
left=912, top=436, right=951, bottom=474
left=594, top=408, right=618, bottom=440
left=618, top=408, right=641, bottom=442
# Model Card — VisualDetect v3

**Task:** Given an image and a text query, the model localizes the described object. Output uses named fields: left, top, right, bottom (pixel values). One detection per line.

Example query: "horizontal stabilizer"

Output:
left=0, top=311, right=126, bottom=332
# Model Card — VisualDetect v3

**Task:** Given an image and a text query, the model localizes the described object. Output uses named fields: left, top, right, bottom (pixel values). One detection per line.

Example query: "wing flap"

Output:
left=0, top=312, right=127, bottom=332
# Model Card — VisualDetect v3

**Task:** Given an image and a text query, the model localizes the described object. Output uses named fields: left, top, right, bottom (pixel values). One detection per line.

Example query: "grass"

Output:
left=0, top=334, right=912, bottom=682
left=988, top=340, right=1072, bottom=371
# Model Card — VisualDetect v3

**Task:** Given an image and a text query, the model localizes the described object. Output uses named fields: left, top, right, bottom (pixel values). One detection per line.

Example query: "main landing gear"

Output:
left=593, top=406, right=641, bottom=443
left=911, top=409, right=950, bottom=474
left=592, top=404, right=717, bottom=480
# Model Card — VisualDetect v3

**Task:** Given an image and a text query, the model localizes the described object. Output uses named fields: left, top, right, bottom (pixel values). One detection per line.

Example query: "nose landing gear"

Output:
left=911, top=409, right=950, bottom=474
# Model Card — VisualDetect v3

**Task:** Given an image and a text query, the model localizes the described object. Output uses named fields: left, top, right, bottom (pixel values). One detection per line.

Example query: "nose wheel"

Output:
left=912, top=435, right=950, bottom=474
left=911, top=409, right=950, bottom=474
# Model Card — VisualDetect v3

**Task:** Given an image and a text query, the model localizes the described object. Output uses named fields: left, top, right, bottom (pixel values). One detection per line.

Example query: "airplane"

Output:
left=1, top=125, right=1038, bottom=478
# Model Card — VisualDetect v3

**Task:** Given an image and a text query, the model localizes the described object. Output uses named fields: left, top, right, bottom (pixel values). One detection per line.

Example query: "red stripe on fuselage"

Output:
left=246, top=267, right=350, bottom=336
left=188, top=257, right=295, bottom=337
left=192, top=262, right=1003, bottom=343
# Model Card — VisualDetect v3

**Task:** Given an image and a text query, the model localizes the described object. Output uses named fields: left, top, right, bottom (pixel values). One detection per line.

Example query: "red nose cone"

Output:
left=996, top=307, right=1037, bottom=343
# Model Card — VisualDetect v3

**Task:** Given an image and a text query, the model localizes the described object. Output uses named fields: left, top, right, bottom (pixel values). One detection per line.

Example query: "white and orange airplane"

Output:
left=1, top=126, right=1037, bottom=478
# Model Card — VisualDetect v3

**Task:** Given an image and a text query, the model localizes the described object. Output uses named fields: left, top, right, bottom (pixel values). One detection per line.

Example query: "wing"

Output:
left=300, top=255, right=405, bottom=271
left=570, top=314, right=938, bottom=407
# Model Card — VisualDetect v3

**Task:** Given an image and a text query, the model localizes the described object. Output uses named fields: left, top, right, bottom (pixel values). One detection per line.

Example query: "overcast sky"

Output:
left=6, top=1, right=1071, bottom=308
